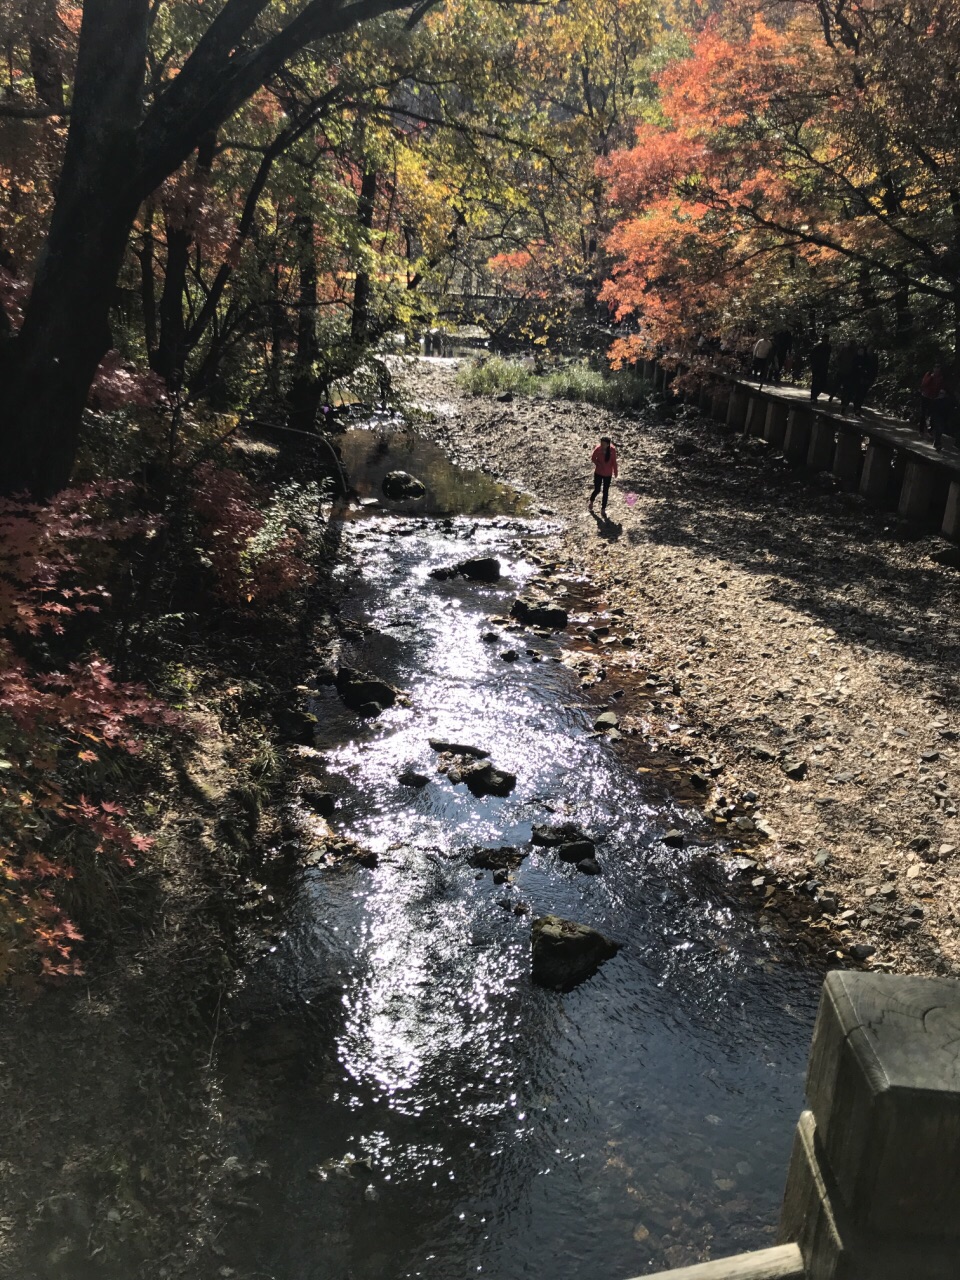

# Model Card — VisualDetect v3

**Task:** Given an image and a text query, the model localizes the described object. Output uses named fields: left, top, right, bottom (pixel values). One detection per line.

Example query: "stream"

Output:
left=220, top=424, right=819, bottom=1280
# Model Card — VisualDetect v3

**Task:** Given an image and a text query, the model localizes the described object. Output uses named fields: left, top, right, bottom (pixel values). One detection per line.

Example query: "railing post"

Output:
left=806, top=414, right=835, bottom=471
left=764, top=400, right=789, bottom=449
left=783, top=406, right=812, bottom=462
left=779, top=970, right=960, bottom=1280
left=899, top=458, right=940, bottom=521
left=832, top=429, right=863, bottom=484
left=726, top=384, right=750, bottom=430
left=943, top=478, right=960, bottom=540
left=860, top=441, right=895, bottom=503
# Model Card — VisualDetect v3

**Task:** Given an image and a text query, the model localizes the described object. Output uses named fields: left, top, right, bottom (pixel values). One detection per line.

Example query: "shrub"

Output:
left=189, top=462, right=327, bottom=613
left=457, top=357, right=651, bottom=411
left=0, top=488, right=179, bottom=981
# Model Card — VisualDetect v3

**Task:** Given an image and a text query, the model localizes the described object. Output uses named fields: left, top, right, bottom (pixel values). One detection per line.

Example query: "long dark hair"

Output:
left=601, top=435, right=612, bottom=462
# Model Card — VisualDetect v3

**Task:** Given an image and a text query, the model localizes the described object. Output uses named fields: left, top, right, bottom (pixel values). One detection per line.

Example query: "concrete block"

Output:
left=898, top=459, right=938, bottom=520
left=711, top=386, right=731, bottom=422
left=698, top=381, right=714, bottom=414
left=805, top=970, right=960, bottom=1237
left=744, top=393, right=766, bottom=437
left=764, top=401, right=789, bottom=448
left=783, top=407, right=812, bottom=462
left=726, top=386, right=749, bottom=430
left=943, top=479, right=960, bottom=540
left=806, top=416, right=835, bottom=471
left=631, top=1245, right=805, bottom=1280
left=859, top=442, right=894, bottom=502
left=832, top=430, right=863, bottom=484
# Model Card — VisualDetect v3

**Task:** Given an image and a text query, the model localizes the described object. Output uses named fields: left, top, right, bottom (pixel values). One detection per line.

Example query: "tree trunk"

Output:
left=288, top=214, right=324, bottom=431
left=151, top=221, right=191, bottom=388
left=351, top=166, right=378, bottom=345
left=0, top=0, right=149, bottom=497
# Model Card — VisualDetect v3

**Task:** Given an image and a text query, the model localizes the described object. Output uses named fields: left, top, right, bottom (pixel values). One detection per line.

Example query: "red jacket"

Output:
left=921, top=370, right=945, bottom=399
left=591, top=444, right=618, bottom=477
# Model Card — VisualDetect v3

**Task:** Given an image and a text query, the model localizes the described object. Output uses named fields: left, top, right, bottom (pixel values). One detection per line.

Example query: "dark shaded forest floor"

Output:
left=411, top=357, right=960, bottom=978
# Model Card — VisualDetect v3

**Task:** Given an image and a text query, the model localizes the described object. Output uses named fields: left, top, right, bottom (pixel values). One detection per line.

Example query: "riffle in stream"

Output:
left=220, top=425, right=818, bottom=1280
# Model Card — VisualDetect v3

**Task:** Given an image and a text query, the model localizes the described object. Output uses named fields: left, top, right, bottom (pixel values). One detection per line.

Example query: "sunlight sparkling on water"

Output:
left=226, top=468, right=818, bottom=1280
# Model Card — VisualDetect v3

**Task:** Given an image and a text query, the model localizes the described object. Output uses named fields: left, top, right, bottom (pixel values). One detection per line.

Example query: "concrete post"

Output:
left=832, top=429, right=863, bottom=484
left=744, top=393, right=766, bottom=437
left=711, top=385, right=731, bottom=422
left=764, top=400, right=789, bottom=449
left=859, top=442, right=895, bottom=503
left=783, top=407, right=812, bottom=462
left=779, top=970, right=960, bottom=1280
left=698, top=381, right=714, bottom=415
left=942, top=479, right=960, bottom=540
left=726, top=385, right=750, bottom=430
left=898, top=458, right=938, bottom=520
left=806, top=415, right=836, bottom=471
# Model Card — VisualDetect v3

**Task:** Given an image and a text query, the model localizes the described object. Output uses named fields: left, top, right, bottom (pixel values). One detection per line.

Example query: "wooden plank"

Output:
left=626, top=1243, right=805, bottom=1280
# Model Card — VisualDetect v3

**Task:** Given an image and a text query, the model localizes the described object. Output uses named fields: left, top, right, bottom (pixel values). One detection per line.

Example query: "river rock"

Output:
left=398, top=767, right=429, bottom=788
left=557, top=839, right=597, bottom=863
left=470, top=846, right=526, bottom=870
left=382, top=470, right=426, bottom=500
left=577, top=857, right=602, bottom=875
left=429, top=739, right=490, bottom=758
left=335, top=667, right=399, bottom=716
left=594, top=711, right=619, bottom=731
left=510, top=597, right=569, bottom=631
left=663, top=829, right=685, bottom=848
left=430, top=556, right=502, bottom=582
left=531, top=821, right=589, bottom=847
left=530, top=915, right=620, bottom=990
left=462, top=761, right=517, bottom=797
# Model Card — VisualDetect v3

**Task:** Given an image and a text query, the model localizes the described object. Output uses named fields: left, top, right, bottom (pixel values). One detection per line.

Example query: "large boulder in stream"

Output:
left=382, top=470, right=426, bottom=501
left=531, top=915, right=620, bottom=990
left=510, top=596, right=568, bottom=631
left=430, top=556, right=502, bottom=583
left=335, top=667, right=399, bottom=717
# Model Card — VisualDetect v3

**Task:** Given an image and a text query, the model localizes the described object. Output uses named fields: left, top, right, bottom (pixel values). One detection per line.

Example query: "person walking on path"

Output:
left=589, top=436, right=618, bottom=517
left=752, top=336, right=773, bottom=387
left=920, top=363, right=946, bottom=433
left=852, top=345, right=879, bottom=414
left=809, top=336, right=831, bottom=402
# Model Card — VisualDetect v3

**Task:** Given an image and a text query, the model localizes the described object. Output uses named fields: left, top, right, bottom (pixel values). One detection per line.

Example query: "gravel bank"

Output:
left=409, top=357, right=960, bottom=977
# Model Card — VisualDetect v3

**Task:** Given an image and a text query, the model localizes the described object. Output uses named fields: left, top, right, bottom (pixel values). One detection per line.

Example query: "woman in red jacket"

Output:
left=589, top=436, right=618, bottom=515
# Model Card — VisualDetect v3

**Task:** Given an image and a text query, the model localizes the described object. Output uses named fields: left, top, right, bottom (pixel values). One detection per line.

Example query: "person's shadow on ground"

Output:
left=591, top=512, right=622, bottom=542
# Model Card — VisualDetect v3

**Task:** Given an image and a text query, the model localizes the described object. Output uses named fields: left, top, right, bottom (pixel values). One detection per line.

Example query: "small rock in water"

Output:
left=577, top=858, right=602, bottom=875
left=531, top=821, right=589, bottom=847
left=557, top=839, right=597, bottom=863
left=492, top=869, right=509, bottom=885
left=510, top=597, right=569, bottom=631
left=594, top=711, right=619, bottom=731
left=462, top=762, right=517, bottom=798
left=531, top=914, right=619, bottom=990
left=663, top=830, right=685, bottom=848
left=398, top=768, right=429, bottom=788
left=500, top=649, right=519, bottom=662
left=335, top=666, right=399, bottom=716
left=430, top=556, right=502, bottom=583
left=429, top=739, right=490, bottom=759
left=481, top=631, right=498, bottom=643
left=470, top=846, right=526, bottom=870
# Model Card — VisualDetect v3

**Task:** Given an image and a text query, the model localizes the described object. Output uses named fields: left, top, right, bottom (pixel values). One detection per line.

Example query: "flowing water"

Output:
left=221, top=426, right=818, bottom=1280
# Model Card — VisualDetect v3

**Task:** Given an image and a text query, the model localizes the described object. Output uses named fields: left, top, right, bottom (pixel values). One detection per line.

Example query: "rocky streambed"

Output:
left=209, top=428, right=819, bottom=1280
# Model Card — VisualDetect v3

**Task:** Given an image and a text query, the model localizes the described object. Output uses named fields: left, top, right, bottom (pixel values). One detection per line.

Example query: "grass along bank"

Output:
left=456, top=356, right=653, bottom=412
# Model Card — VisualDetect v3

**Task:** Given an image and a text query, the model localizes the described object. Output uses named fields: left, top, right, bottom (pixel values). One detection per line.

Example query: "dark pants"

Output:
left=810, top=368, right=829, bottom=400
left=590, top=473, right=611, bottom=509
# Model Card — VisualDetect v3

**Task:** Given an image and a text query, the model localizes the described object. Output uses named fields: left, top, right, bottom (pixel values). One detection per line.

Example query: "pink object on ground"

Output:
left=624, top=492, right=638, bottom=507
